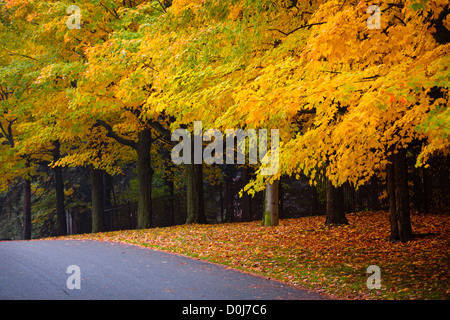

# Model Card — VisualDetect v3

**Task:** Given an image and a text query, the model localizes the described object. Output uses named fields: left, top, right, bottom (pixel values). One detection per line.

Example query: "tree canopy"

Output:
left=0, top=0, right=448, bottom=241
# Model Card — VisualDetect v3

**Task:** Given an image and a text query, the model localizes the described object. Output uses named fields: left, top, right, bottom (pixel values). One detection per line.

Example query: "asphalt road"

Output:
left=0, top=239, right=325, bottom=300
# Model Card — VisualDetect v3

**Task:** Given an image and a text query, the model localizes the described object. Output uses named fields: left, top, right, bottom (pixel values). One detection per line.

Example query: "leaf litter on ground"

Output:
left=50, top=211, right=449, bottom=300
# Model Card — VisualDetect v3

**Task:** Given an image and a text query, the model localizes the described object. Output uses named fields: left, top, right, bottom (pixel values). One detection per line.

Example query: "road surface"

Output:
left=0, top=239, right=325, bottom=300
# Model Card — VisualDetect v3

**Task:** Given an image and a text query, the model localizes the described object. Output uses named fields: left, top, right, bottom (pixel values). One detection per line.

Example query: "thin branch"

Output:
left=269, top=22, right=326, bottom=36
left=155, top=0, right=167, bottom=13
left=151, top=4, right=165, bottom=13
left=0, top=119, right=15, bottom=147
left=321, top=70, right=342, bottom=74
left=95, top=119, right=137, bottom=150
left=299, top=75, right=380, bottom=100
left=149, top=120, right=171, bottom=142
left=393, top=15, right=407, bottom=26
left=1, top=47, right=37, bottom=61
left=0, top=122, right=8, bottom=141
left=7, top=118, right=16, bottom=145
left=361, top=75, right=380, bottom=81
left=297, top=109, right=317, bottom=115
left=142, top=60, right=159, bottom=73
left=386, top=2, right=405, bottom=9
left=99, top=1, right=120, bottom=19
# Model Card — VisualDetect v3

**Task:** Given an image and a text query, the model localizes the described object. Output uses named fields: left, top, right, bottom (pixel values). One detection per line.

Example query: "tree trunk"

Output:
left=185, top=163, right=206, bottom=224
left=162, top=147, right=174, bottom=226
left=54, top=166, right=67, bottom=236
left=53, top=141, right=67, bottom=236
left=219, top=182, right=224, bottom=222
left=387, top=158, right=399, bottom=240
left=90, top=166, right=104, bottom=233
left=325, top=178, right=348, bottom=225
left=136, top=128, right=153, bottom=229
left=23, top=178, right=32, bottom=240
left=312, top=184, right=319, bottom=215
left=388, top=149, right=413, bottom=242
left=95, top=121, right=153, bottom=229
left=422, top=166, right=429, bottom=213
left=264, top=178, right=279, bottom=226
left=103, top=171, right=113, bottom=231
left=278, top=176, right=284, bottom=219
left=224, top=166, right=236, bottom=222
left=184, top=134, right=206, bottom=224
left=241, top=166, right=252, bottom=221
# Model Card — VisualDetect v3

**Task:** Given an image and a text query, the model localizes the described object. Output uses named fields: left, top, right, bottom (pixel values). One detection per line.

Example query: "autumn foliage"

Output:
left=1, top=0, right=449, bottom=300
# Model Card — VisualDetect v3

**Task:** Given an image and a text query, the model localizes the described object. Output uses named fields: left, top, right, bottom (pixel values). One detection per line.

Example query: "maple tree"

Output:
left=150, top=0, right=314, bottom=226
left=3, top=0, right=169, bottom=232
left=199, top=0, right=450, bottom=239
left=1, top=0, right=448, bottom=243
left=0, top=0, right=448, bottom=304
left=1, top=0, right=109, bottom=235
left=278, top=0, right=450, bottom=241
left=0, top=1, right=43, bottom=238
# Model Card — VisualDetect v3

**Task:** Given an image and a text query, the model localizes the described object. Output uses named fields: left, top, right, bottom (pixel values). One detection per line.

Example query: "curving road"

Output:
left=0, top=240, right=325, bottom=300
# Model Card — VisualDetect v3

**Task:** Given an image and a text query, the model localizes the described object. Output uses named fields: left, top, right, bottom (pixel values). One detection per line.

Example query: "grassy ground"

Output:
left=52, top=211, right=449, bottom=299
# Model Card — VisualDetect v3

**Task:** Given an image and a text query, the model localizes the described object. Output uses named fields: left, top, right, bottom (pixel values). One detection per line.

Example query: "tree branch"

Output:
left=95, top=119, right=137, bottom=150
left=431, top=5, right=450, bottom=44
left=99, top=1, right=120, bottom=19
left=0, top=119, right=15, bottom=147
left=1, top=47, right=37, bottom=61
left=297, top=109, right=317, bottom=116
left=393, top=15, right=407, bottom=27
left=270, top=22, right=326, bottom=36
left=155, top=0, right=167, bottom=13
left=149, top=120, right=172, bottom=144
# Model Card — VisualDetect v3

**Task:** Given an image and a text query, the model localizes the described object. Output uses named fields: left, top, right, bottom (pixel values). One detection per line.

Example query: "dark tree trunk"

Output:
left=387, top=159, right=399, bottom=240
left=90, top=166, right=104, bottom=233
left=53, top=140, right=66, bottom=236
left=23, top=178, right=32, bottom=240
left=162, top=147, right=174, bottom=226
left=394, top=149, right=413, bottom=241
left=278, top=176, right=284, bottom=219
left=103, top=171, right=113, bottom=231
left=422, top=166, right=430, bottom=213
left=166, top=175, right=175, bottom=226
left=350, top=185, right=356, bottom=213
left=136, top=128, right=153, bottom=229
left=241, top=166, right=252, bottom=221
left=184, top=136, right=206, bottom=224
left=387, top=149, right=413, bottom=242
left=185, top=162, right=206, bottom=224
left=54, top=166, right=66, bottom=236
left=219, top=182, right=224, bottom=222
left=325, top=178, right=348, bottom=225
left=312, top=184, right=319, bottom=215
left=224, top=166, right=235, bottom=222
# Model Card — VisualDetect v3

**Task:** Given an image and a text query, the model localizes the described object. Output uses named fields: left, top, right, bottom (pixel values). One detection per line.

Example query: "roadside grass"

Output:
left=52, top=211, right=449, bottom=300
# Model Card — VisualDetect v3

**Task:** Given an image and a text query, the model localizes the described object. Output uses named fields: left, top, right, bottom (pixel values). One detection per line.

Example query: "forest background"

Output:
left=0, top=0, right=449, bottom=299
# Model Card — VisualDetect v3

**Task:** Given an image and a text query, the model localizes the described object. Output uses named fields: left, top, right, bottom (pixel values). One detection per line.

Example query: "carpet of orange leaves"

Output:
left=55, top=211, right=449, bottom=299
